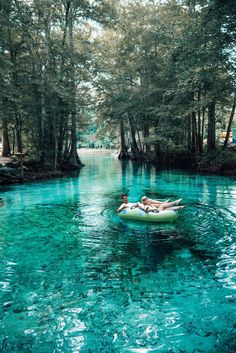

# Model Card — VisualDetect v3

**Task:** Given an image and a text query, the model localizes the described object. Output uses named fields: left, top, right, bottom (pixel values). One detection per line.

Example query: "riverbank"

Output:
left=162, top=149, right=236, bottom=176
left=0, top=149, right=118, bottom=185
left=1, top=148, right=235, bottom=185
left=0, top=156, right=83, bottom=185
left=127, top=148, right=236, bottom=177
left=84, top=148, right=236, bottom=176
left=78, top=148, right=118, bottom=154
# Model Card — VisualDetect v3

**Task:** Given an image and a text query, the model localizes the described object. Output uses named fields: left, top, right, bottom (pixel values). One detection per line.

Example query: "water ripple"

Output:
left=1, top=158, right=236, bottom=353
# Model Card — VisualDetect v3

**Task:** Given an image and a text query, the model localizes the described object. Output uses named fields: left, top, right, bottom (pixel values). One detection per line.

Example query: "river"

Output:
left=0, top=150, right=235, bottom=353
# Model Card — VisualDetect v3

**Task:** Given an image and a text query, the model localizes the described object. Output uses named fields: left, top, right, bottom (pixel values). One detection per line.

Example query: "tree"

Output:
left=0, top=0, right=118, bottom=169
left=93, top=0, right=236, bottom=163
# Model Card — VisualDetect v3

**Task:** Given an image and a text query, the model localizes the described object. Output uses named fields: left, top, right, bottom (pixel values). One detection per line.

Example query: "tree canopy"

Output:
left=0, top=0, right=235, bottom=169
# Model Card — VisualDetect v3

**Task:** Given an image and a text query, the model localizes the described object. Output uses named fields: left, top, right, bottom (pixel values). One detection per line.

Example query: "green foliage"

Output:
left=92, top=0, right=236, bottom=163
left=197, top=149, right=236, bottom=173
left=0, top=0, right=117, bottom=165
left=1, top=0, right=236, bottom=171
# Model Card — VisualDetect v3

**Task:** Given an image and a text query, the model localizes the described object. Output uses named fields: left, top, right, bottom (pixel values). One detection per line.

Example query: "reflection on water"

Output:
left=0, top=151, right=236, bottom=353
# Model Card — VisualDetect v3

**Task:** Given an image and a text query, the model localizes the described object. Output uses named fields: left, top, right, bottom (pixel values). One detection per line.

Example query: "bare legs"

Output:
left=158, top=205, right=185, bottom=211
left=144, top=198, right=184, bottom=213
left=157, top=198, right=183, bottom=211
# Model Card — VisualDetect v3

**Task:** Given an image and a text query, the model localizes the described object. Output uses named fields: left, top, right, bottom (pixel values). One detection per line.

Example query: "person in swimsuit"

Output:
left=117, top=194, right=146, bottom=213
left=141, top=196, right=184, bottom=213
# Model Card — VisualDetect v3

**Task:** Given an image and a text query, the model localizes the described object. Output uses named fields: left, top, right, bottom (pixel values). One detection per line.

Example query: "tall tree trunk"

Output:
left=15, top=114, right=22, bottom=153
left=128, top=113, right=139, bottom=157
left=67, top=4, right=82, bottom=167
left=191, top=111, right=197, bottom=154
left=2, top=120, right=11, bottom=157
left=68, top=109, right=80, bottom=167
left=223, top=92, right=236, bottom=150
left=143, top=118, right=150, bottom=154
left=63, top=125, right=70, bottom=159
left=197, top=110, right=203, bottom=154
left=19, top=149, right=24, bottom=182
left=137, top=130, right=143, bottom=152
left=39, top=66, right=46, bottom=163
left=201, top=107, right=205, bottom=150
left=43, top=12, right=55, bottom=167
left=8, top=26, right=22, bottom=156
left=187, top=114, right=192, bottom=150
left=57, top=102, right=67, bottom=165
left=16, top=114, right=24, bottom=183
left=52, top=93, right=58, bottom=170
left=207, top=100, right=216, bottom=152
left=197, top=90, right=203, bottom=154
left=12, top=127, right=15, bottom=155
left=118, top=117, right=128, bottom=159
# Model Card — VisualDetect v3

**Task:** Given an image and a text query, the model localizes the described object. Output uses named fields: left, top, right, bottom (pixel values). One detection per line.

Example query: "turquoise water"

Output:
left=0, top=151, right=236, bottom=353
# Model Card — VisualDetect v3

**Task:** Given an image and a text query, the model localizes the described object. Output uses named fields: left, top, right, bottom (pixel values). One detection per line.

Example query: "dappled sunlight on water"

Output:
left=0, top=152, right=236, bottom=353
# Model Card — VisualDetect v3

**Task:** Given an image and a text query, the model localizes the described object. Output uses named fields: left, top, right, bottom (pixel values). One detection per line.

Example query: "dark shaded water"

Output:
left=0, top=151, right=236, bottom=353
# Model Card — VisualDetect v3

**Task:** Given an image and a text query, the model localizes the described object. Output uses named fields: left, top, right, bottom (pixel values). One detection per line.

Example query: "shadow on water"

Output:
left=102, top=192, right=225, bottom=276
left=214, top=333, right=236, bottom=353
left=112, top=208, right=225, bottom=276
left=120, top=159, right=129, bottom=193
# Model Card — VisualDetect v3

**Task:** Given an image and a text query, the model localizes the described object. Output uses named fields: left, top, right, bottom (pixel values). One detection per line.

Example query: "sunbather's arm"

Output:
left=117, top=203, right=126, bottom=213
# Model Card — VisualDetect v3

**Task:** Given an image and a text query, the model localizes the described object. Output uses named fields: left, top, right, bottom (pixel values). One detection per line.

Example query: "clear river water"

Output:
left=0, top=151, right=236, bottom=353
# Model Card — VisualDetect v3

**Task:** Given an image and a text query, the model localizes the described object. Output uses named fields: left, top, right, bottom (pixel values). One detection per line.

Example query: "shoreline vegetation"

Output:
left=1, top=1, right=236, bottom=186
left=0, top=149, right=115, bottom=185
left=0, top=147, right=235, bottom=186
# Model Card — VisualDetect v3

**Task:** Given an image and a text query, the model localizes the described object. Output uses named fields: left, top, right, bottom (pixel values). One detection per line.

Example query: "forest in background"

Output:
left=0, top=0, right=236, bottom=176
